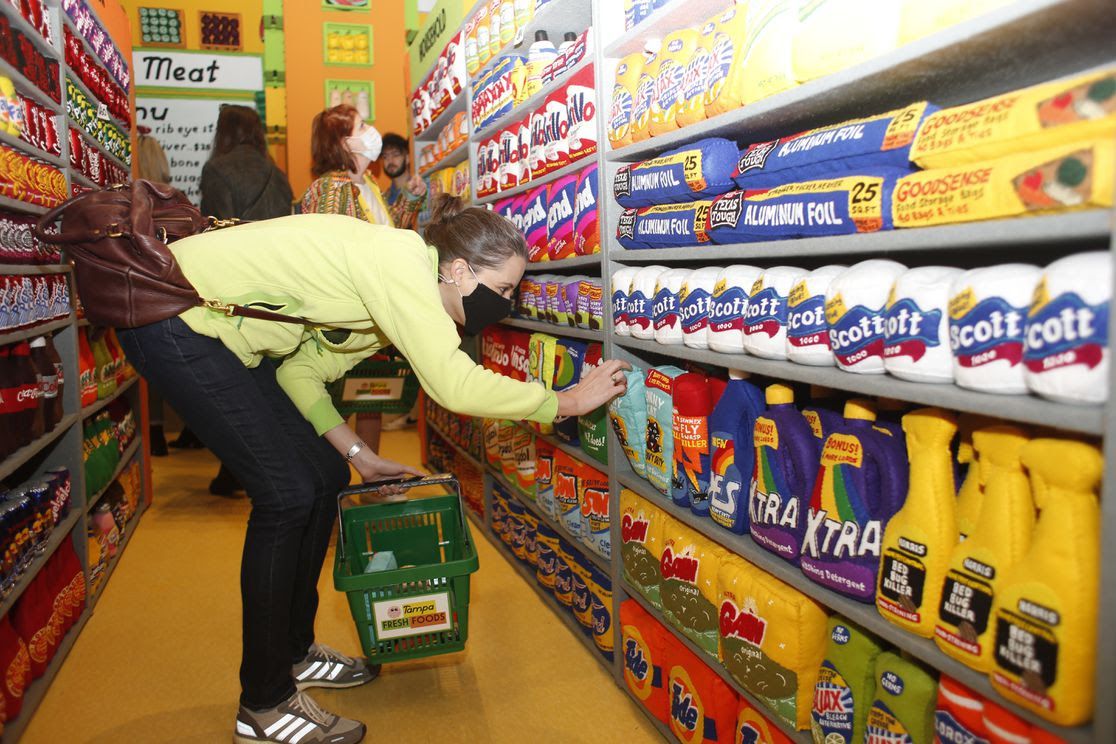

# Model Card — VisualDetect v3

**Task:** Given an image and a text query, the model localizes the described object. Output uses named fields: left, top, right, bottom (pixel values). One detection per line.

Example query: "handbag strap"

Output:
left=198, top=299, right=366, bottom=328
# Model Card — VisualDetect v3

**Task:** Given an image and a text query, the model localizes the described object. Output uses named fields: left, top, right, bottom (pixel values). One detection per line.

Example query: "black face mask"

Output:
left=441, top=264, right=513, bottom=335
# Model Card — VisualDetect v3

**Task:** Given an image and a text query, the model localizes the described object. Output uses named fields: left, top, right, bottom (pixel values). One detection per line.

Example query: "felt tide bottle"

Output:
left=935, top=425, right=1034, bottom=670
left=812, top=616, right=885, bottom=744
left=799, top=399, right=909, bottom=602
left=876, top=408, right=958, bottom=636
left=990, top=438, right=1102, bottom=726
left=748, top=384, right=821, bottom=564
left=708, top=372, right=766, bottom=535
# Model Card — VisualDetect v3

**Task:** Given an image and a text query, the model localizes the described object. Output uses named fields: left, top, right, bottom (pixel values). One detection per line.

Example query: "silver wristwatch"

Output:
left=345, top=441, right=365, bottom=462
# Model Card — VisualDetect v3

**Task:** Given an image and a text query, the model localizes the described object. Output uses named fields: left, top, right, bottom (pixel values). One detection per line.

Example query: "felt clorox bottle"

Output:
left=876, top=408, right=959, bottom=636
left=800, top=399, right=909, bottom=602
left=864, top=653, right=937, bottom=744
left=812, top=616, right=885, bottom=744
left=748, top=384, right=821, bottom=564
left=990, top=438, right=1103, bottom=726
left=936, top=425, right=1034, bottom=670
left=708, top=372, right=766, bottom=535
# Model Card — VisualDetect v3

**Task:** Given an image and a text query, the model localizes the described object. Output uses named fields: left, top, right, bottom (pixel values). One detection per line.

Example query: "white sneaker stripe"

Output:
left=277, top=717, right=307, bottom=741
left=327, top=664, right=344, bottom=680
left=236, top=721, right=255, bottom=736
left=297, top=661, right=323, bottom=681
left=312, top=663, right=335, bottom=680
left=289, top=720, right=319, bottom=744
left=264, top=714, right=296, bottom=736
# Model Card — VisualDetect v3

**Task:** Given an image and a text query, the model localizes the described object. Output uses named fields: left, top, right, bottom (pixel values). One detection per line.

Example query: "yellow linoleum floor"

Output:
left=22, top=429, right=660, bottom=743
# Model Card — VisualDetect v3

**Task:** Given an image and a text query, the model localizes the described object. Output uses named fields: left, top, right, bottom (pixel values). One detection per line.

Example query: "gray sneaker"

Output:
left=293, top=643, right=380, bottom=690
left=234, top=690, right=365, bottom=744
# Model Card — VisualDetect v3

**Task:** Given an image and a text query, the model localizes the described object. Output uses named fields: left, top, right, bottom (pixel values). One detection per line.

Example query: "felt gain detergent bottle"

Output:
left=876, top=408, right=959, bottom=637
left=864, top=652, right=938, bottom=744
left=936, top=424, right=1035, bottom=671
left=708, top=373, right=766, bottom=535
left=990, top=438, right=1103, bottom=726
left=799, top=399, right=909, bottom=603
left=811, top=616, right=885, bottom=744
left=748, top=384, right=821, bottom=564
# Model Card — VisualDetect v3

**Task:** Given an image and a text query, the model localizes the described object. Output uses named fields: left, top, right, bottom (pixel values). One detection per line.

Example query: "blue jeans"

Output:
left=118, top=317, right=350, bottom=709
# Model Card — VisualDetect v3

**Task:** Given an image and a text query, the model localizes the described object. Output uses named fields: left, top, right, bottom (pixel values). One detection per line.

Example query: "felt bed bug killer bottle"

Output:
left=708, top=372, right=766, bottom=535
left=955, top=414, right=994, bottom=542
left=936, top=424, right=1034, bottom=671
left=812, top=616, right=885, bottom=744
left=864, top=652, right=937, bottom=744
left=748, top=384, right=821, bottom=564
left=990, top=438, right=1102, bottom=726
left=799, top=399, right=909, bottom=602
left=876, top=408, right=959, bottom=636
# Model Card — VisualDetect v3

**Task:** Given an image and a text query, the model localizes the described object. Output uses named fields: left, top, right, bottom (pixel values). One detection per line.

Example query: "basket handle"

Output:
left=336, top=474, right=470, bottom=563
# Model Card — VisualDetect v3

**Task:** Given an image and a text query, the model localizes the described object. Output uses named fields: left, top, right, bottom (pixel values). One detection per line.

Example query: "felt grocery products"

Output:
left=738, top=0, right=797, bottom=105
left=948, top=265, right=1040, bottom=395
left=1024, top=251, right=1111, bottom=405
left=673, top=374, right=726, bottom=514
left=884, top=266, right=964, bottom=384
left=665, top=629, right=740, bottom=743
left=703, top=4, right=748, bottom=117
left=522, top=184, right=550, bottom=262
left=737, top=698, right=793, bottom=744
left=553, top=449, right=583, bottom=539
left=654, top=268, right=693, bottom=345
left=578, top=349, right=609, bottom=467
left=578, top=461, right=610, bottom=559
left=574, top=163, right=600, bottom=256
left=682, top=267, right=724, bottom=351
left=793, top=0, right=900, bottom=84
left=535, top=522, right=560, bottom=590
left=743, top=266, right=807, bottom=360
left=749, top=384, right=821, bottom=564
left=543, top=88, right=571, bottom=174
left=511, top=426, right=537, bottom=497
left=910, top=67, right=1116, bottom=169
left=717, top=556, right=828, bottom=730
left=553, top=339, right=588, bottom=444
left=734, top=103, right=932, bottom=190
left=645, top=366, right=687, bottom=496
left=610, top=367, right=649, bottom=478
left=786, top=265, right=844, bottom=366
left=571, top=551, right=594, bottom=634
left=497, top=418, right=518, bottom=483
left=990, top=438, right=1102, bottom=726
left=954, top=415, right=988, bottom=542
left=800, top=399, right=909, bottom=602
left=799, top=386, right=844, bottom=445
left=628, top=265, right=667, bottom=339
left=825, top=260, right=907, bottom=374
left=894, top=139, right=1115, bottom=229
left=546, top=174, right=578, bottom=260
left=534, top=437, right=557, bottom=519
left=614, top=138, right=741, bottom=208
left=618, top=200, right=713, bottom=250
left=566, top=64, right=597, bottom=162
left=709, top=375, right=766, bottom=535
left=622, top=599, right=671, bottom=723
left=709, top=265, right=764, bottom=354
left=661, top=521, right=726, bottom=656
left=678, top=18, right=715, bottom=128
left=590, top=567, right=614, bottom=660
left=936, top=424, right=1033, bottom=669
left=0, top=614, right=30, bottom=721
left=630, top=46, right=661, bottom=143
left=527, top=333, right=557, bottom=434
left=876, top=408, right=959, bottom=636
left=865, top=653, right=938, bottom=744
left=899, top=0, right=1014, bottom=44
left=650, top=29, right=700, bottom=137
left=811, top=617, right=885, bottom=744
left=621, top=489, right=666, bottom=607
left=612, top=266, right=641, bottom=337
left=609, top=52, right=646, bottom=148
left=553, top=539, right=575, bottom=607
left=934, top=676, right=993, bottom=744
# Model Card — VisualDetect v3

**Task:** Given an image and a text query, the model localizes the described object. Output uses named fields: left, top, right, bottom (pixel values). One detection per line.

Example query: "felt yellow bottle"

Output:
left=607, top=52, right=646, bottom=148
left=876, top=408, right=958, bottom=636
left=954, top=414, right=991, bottom=541
left=989, top=438, right=1102, bottom=726
left=629, top=45, right=661, bottom=143
left=649, top=29, right=699, bottom=137
left=935, top=425, right=1034, bottom=671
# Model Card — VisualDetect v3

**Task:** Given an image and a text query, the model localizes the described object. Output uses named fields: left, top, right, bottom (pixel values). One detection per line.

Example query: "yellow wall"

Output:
left=283, top=0, right=409, bottom=196
left=121, top=0, right=264, bottom=54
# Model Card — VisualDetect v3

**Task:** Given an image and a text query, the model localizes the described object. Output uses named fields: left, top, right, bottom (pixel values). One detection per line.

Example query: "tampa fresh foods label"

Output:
left=371, top=592, right=452, bottom=640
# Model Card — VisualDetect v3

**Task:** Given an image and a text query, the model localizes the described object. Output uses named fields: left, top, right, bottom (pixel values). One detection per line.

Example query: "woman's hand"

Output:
left=351, top=447, right=423, bottom=486
left=556, top=359, right=632, bottom=417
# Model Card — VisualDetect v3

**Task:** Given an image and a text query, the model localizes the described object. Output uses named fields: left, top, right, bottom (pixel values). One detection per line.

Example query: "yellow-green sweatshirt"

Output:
left=171, top=213, right=558, bottom=434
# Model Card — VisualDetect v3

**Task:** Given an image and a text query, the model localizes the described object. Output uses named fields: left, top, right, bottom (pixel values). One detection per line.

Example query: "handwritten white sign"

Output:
left=134, top=50, right=263, bottom=91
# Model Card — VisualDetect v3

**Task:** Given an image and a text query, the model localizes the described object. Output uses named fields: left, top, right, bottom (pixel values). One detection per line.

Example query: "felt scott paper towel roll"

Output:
left=884, top=266, right=963, bottom=384
left=949, top=264, right=1039, bottom=395
left=709, top=265, right=763, bottom=354
left=742, top=266, right=807, bottom=360
left=653, top=268, right=692, bottom=345
left=629, top=265, right=668, bottom=340
left=681, top=267, right=723, bottom=351
left=1025, top=251, right=1111, bottom=404
left=612, top=267, right=642, bottom=337
left=787, top=265, right=845, bottom=366
left=826, top=260, right=907, bottom=374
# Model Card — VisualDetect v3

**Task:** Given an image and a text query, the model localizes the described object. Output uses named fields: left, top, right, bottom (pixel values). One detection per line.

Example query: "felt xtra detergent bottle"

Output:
left=708, top=373, right=766, bottom=535
left=811, top=616, right=885, bottom=744
left=799, top=399, right=909, bottom=602
left=936, top=424, right=1034, bottom=671
left=876, top=408, right=959, bottom=636
left=990, top=438, right=1103, bottom=726
left=748, top=384, right=821, bottom=564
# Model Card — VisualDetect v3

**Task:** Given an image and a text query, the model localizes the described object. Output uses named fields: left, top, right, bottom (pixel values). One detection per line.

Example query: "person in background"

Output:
left=199, top=104, right=295, bottom=497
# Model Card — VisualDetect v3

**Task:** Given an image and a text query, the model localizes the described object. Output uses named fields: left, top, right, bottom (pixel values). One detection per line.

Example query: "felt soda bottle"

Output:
left=864, top=652, right=937, bottom=744
left=811, top=616, right=885, bottom=744
left=936, top=425, right=1034, bottom=670
left=990, top=439, right=1102, bottom=726
left=876, top=408, right=958, bottom=636
left=748, top=384, right=821, bottom=564
left=608, top=52, right=646, bottom=148
left=708, top=373, right=766, bottom=535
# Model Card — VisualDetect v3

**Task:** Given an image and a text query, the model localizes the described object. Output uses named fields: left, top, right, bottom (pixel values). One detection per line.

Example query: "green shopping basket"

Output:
left=333, top=474, right=479, bottom=663
left=328, top=357, right=420, bottom=415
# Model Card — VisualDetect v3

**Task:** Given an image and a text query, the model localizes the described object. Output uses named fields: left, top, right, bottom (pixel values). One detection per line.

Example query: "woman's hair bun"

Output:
left=429, top=193, right=467, bottom=224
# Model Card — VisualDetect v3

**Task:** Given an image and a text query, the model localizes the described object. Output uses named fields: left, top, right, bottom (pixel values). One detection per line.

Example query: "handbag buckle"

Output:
left=202, top=299, right=237, bottom=317
left=105, top=223, right=124, bottom=238
left=206, top=216, right=242, bottom=231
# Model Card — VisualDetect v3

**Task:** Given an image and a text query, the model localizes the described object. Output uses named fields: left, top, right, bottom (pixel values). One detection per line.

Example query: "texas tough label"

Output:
left=1024, top=278, right=1109, bottom=375
left=949, top=289, right=1026, bottom=371
left=826, top=293, right=888, bottom=369
left=787, top=280, right=830, bottom=352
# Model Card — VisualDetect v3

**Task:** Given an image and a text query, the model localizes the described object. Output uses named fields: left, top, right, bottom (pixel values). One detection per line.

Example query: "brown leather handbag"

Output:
left=34, top=180, right=312, bottom=329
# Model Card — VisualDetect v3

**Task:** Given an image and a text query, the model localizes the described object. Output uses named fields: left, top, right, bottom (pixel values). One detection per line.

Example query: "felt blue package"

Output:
left=608, top=368, right=648, bottom=478
left=617, top=201, right=712, bottom=250
left=614, top=137, right=741, bottom=208
left=733, top=102, right=936, bottom=189
left=707, top=171, right=903, bottom=244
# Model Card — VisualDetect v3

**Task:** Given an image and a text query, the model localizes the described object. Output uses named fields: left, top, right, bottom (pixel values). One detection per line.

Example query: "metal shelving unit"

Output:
left=0, top=129, right=67, bottom=168
left=0, top=315, right=76, bottom=349
left=0, top=264, right=70, bottom=276
left=425, top=419, right=485, bottom=472
left=500, top=316, right=604, bottom=342
left=0, top=508, right=83, bottom=619
left=0, top=194, right=51, bottom=216
left=474, top=56, right=594, bottom=143
left=0, top=413, right=78, bottom=482
left=80, top=375, right=139, bottom=420
left=524, top=253, right=602, bottom=272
